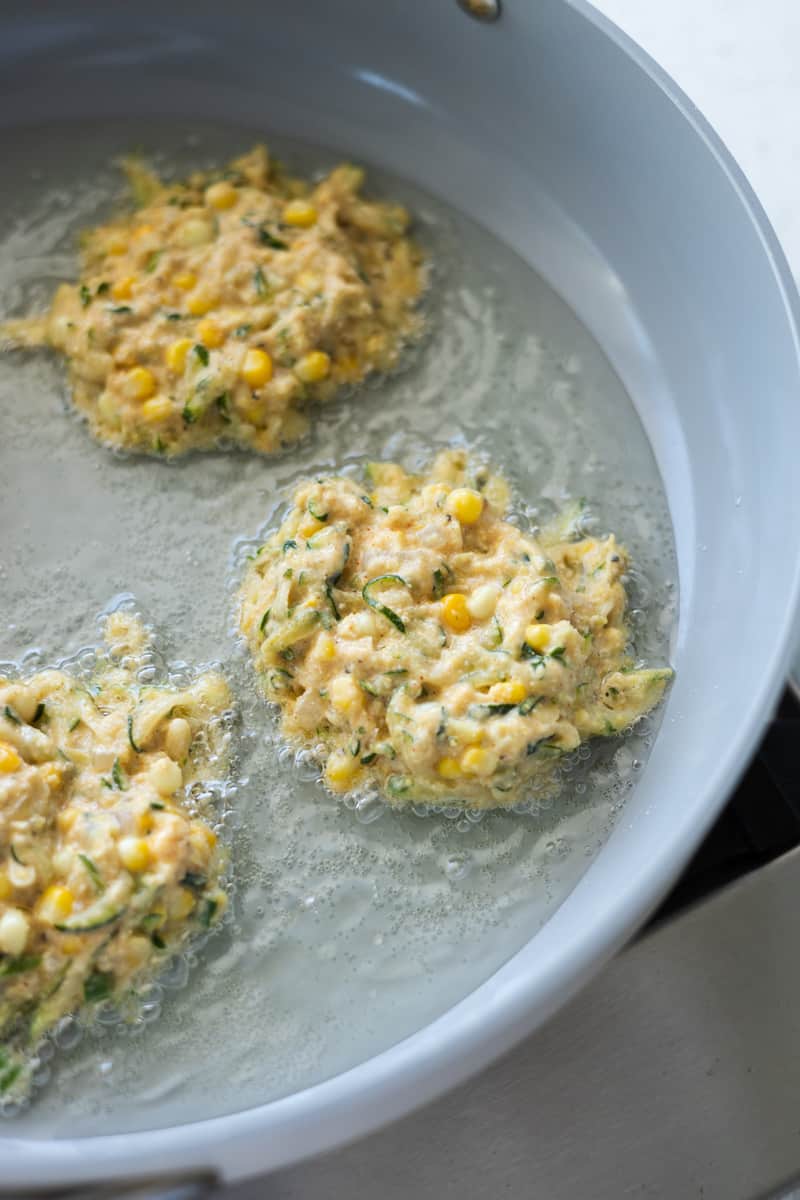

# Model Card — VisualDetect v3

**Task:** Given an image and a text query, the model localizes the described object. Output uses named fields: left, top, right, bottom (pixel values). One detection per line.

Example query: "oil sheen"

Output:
left=0, top=120, right=676, bottom=1135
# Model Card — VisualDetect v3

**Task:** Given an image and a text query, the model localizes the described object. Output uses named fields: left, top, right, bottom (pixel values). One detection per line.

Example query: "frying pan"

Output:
left=2, top=0, right=800, bottom=1193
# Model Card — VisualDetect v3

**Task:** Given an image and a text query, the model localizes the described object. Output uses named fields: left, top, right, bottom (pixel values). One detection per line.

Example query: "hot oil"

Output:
left=0, top=120, right=676, bottom=1135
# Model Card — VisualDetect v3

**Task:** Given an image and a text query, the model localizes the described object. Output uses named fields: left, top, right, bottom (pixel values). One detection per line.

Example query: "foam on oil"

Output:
left=0, top=120, right=676, bottom=1135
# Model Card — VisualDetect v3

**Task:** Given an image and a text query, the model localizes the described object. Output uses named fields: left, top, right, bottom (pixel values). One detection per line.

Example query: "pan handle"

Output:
left=15, top=1176, right=216, bottom=1200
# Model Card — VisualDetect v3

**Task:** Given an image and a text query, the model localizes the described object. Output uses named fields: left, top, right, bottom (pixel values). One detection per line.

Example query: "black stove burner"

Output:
left=652, top=688, right=800, bottom=925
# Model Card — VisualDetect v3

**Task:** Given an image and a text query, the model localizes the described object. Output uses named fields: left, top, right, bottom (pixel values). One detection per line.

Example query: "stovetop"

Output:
left=653, top=687, right=800, bottom=925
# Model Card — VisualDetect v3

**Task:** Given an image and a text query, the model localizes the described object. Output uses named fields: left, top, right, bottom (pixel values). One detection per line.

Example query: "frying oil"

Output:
left=0, top=120, right=676, bottom=1134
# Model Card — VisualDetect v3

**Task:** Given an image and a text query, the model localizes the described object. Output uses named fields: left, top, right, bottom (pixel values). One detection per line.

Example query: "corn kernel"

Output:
left=461, top=746, right=498, bottom=777
left=165, top=717, right=192, bottom=762
left=205, top=180, right=238, bottom=210
left=186, top=286, right=218, bottom=316
left=173, top=271, right=197, bottom=292
left=294, top=350, right=331, bottom=384
left=488, top=680, right=527, bottom=705
left=37, top=884, right=74, bottom=923
left=40, top=762, right=64, bottom=790
left=524, top=624, right=551, bottom=653
left=0, top=742, right=22, bottom=773
left=241, top=347, right=273, bottom=388
left=197, top=318, right=224, bottom=349
left=437, top=756, right=461, bottom=780
left=177, top=218, right=214, bottom=247
left=0, top=872, right=11, bottom=901
left=150, top=757, right=183, bottom=797
left=118, top=836, right=151, bottom=873
left=316, top=634, right=337, bottom=661
left=330, top=674, right=361, bottom=714
left=132, top=224, right=154, bottom=241
left=441, top=593, right=471, bottom=633
left=57, top=807, right=78, bottom=834
left=121, top=366, right=157, bottom=401
left=282, top=200, right=318, bottom=228
left=0, top=908, right=30, bottom=956
left=445, top=488, right=484, bottom=525
left=165, top=338, right=193, bottom=374
left=326, top=750, right=358, bottom=790
left=105, top=233, right=127, bottom=255
left=467, top=583, right=500, bottom=621
left=170, top=887, right=196, bottom=920
left=111, top=275, right=136, bottom=301
left=141, top=395, right=173, bottom=424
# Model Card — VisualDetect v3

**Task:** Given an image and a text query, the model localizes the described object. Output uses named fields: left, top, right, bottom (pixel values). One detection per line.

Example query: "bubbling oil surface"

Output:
left=0, top=120, right=676, bottom=1135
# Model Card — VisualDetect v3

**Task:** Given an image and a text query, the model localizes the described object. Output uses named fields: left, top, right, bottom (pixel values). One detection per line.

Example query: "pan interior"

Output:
left=0, top=118, right=676, bottom=1135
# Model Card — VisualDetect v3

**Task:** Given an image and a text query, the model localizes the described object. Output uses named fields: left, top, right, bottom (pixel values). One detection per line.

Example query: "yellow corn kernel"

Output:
left=197, top=318, right=224, bottom=349
left=460, top=746, right=498, bottom=777
left=170, top=887, right=196, bottom=920
left=445, top=488, right=484, bottom=525
left=173, top=270, right=197, bottom=292
left=326, top=750, right=358, bottom=790
left=205, top=180, right=238, bottom=210
left=524, top=624, right=551, bottom=653
left=165, top=338, right=193, bottom=374
left=488, top=680, right=527, bottom=705
left=105, top=233, right=127, bottom=256
left=282, top=199, right=318, bottom=228
left=0, top=872, right=11, bottom=901
left=316, top=633, right=337, bottom=661
left=118, top=836, right=151, bottom=873
left=437, top=756, right=461, bottom=780
left=241, top=347, right=273, bottom=388
left=111, top=275, right=136, bottom=301
left=150, top=757, right=183, bottom=797
left=40, top=762, right=64, bottom=790
left=57, top=807, right=78, bottom=834
left=141, top=395, right=173, bottom=424
left=441, top=593, right=471, bottom=633
left=121, top=365, right=157, bottom=401
left=294, top=350, right=331, bottom=384
left=132, top=224, right=154, bottom=241
left=186, top=286, right=218, bottom=316
left=0, top=742, right=22, bottom=773
left=329, top=674, right=361, bottom=714
left=37, top=884, right=74, bottom=923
